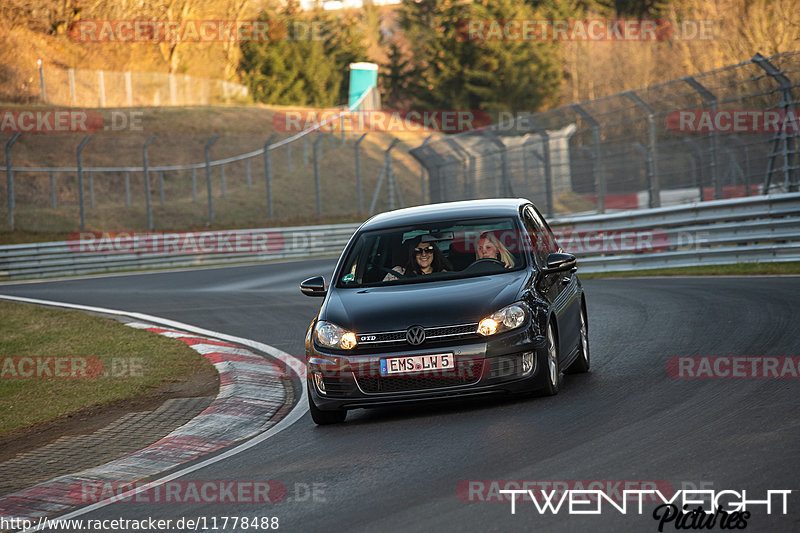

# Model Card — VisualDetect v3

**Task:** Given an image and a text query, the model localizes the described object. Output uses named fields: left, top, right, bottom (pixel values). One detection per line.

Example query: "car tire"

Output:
left=537, top=321, right=561, bottom=396
left=308, top=385, right=347, bottom=425
left=565, top=305, right=590, bottom=374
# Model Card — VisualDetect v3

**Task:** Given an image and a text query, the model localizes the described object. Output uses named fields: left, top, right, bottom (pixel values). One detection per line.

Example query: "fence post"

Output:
left=37, top=60, right=46, bottom=103
left=169, top=73, right=177, bottom=105
left=683, top=139, right=704, bottom=201
left=522, top=133, right=546, bottom=203
left=125, top=71, right=133, bottom=106
left=191, top=167, right=198, bottom=203
left=313, top=134, right=324, bottom=216
left=124, top=171, right=130, bottom=206
left=205, top=135, right=219, bottom=223
left=418, top=135, right=434, bottom=204
left=385, top=139, right=401, bottom=210
left=683, top=76, right=720, bottom=200
left=220, top=165, right=226, bottom=197
left=369, top=138, right=401, bottom=214
left=340, top=115, right=346, bottom=145
left=98, top=70, right=106, bottom=107
left=445, top=137, right=472, bottom=199
left=355, top=133, right=368, bottom=212
left=89, top=172, right=95, bottom=208
left=5, top=133, right=21, bottom=230
left=571, top=104, right=606, bottom=213
left=264, top=134, right=277, bottom=219
left=142, top=134, right=156, bottom=230
left=624, top=91, right=660, bottom=208
left=50, top=171, right=57, bottom=209
left=487, top=133, right=515, bottom=198
left=369, top=158, right=388, bottom=215
left=159, top=171, right=166, bottom=204
left=77, top=135, right=93, bottom=231
left=753, top=52, right=798, bottom=193
left=68, top=68, right=76, bottom=106
left=246, top=159, right=252, bottom=189
left=729, top=135, right=752, bottom=196
left=632, top=142, right=651, bottom=206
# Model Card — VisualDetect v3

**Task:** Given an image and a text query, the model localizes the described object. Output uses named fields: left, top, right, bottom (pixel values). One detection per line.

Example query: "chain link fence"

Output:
left=3, top=52, right=799, bottom=234
left=30, top=66, right=250, bottom=107
left=410, top=51, right=800, bottom=217
left=0, top=86, right=431, bottom=232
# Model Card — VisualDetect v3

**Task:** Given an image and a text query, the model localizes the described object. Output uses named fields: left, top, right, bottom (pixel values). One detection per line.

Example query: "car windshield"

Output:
left=336, top=217, right=527, bottom=288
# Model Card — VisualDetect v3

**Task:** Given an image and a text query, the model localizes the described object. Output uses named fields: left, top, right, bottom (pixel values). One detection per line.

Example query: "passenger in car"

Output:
left=384, top=235, right=452, bottom=280
left=476, top=232, right=515, bottom=268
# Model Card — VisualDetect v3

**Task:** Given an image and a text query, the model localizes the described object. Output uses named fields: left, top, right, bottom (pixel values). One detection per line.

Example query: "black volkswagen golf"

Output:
left=300, top=198, right=589, bottom=424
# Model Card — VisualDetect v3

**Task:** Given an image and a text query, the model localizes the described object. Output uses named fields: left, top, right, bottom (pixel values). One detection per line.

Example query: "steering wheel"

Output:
left=379, top=266, right=409, bottom=279
left=464, top=258, right=505, bottom=272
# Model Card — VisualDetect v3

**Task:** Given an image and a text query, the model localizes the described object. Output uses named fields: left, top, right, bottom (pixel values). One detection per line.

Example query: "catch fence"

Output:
left=410, top=51, right=800, bottom=217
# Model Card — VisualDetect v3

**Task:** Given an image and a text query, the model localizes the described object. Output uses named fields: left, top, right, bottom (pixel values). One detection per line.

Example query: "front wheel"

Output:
left=308, top=386, right=347, bottom=425
left=537, top=321, right=561, bottom=396
left=565, top=306, right=590, bottom=374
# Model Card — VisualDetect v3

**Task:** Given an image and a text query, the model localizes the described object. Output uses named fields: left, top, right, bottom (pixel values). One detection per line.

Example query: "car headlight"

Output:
left=314, top=321, right=357, bottom=350
left=477, top=303, right=527, bottom=336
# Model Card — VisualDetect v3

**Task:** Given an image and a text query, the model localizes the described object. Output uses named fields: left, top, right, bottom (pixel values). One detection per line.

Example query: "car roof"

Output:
left=360, top=198, right=531, bottom=231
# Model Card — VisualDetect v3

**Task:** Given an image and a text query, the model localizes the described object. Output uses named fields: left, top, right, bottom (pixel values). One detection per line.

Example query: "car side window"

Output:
left=522, top=206, right=553, bottom=267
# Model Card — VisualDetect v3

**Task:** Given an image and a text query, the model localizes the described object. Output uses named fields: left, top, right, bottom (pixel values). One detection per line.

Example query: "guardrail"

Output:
left=1, top=194, right=798, bottom=280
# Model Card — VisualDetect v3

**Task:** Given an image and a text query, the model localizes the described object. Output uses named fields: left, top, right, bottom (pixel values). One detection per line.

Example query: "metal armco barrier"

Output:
left=1, top=194, right=799, bottom=280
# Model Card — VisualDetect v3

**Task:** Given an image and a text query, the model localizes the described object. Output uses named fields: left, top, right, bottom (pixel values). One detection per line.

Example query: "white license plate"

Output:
left=380, top=353, right=454, bottom=375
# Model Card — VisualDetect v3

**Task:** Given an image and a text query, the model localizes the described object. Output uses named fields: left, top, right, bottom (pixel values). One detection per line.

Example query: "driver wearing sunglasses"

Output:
left=383, top=234, right=452, bottom=281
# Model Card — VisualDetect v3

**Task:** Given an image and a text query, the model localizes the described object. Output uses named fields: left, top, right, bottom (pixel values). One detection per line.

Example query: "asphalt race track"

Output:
left=2, top=260, right=799, bottom=532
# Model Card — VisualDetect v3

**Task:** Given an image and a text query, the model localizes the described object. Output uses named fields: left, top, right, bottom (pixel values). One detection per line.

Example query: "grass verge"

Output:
left=0, top=300, right=215, bottom=436
left=579, top=261, right=800, bottom=279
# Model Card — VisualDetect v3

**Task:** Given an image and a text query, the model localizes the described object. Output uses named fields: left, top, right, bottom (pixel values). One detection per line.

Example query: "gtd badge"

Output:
left=360, top=335, right=377, bottom=342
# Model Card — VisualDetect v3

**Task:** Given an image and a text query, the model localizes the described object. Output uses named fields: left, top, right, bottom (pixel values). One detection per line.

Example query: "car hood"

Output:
left=320, top=271, right=529, bottom=332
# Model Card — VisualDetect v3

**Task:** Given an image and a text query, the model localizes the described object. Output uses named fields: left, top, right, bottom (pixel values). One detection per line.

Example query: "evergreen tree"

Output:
left=324, top=10, right=369, bottom=104
left=464, top=0, right=562, bottom=114
left=239, top=0, right=364, bottom=107
left=398, top=0, right=474, bottom=110
left=381, top=39, right=412, bottom=108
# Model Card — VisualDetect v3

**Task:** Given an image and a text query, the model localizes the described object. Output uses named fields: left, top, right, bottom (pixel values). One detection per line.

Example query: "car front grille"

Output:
left=356, top=323, right=478, bottom=348
left=353, top=358, right=485, bottom=394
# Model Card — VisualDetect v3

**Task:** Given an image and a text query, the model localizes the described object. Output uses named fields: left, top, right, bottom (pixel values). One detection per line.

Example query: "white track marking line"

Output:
left=0, top=294, right=308, bottom=528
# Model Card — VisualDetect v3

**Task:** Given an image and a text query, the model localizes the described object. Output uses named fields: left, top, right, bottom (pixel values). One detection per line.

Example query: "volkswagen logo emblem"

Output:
left=406, top=325, right=426, bottom=346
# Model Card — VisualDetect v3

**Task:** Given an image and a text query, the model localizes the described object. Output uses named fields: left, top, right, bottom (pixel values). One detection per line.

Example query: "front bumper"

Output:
left=307, top=328, right=549, bottom=411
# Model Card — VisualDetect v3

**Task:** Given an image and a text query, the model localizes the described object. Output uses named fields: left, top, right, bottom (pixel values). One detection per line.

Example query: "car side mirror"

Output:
left=542, top=253, right=577, bottom=274
left=300, top=276, right=327, bottom=297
